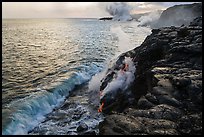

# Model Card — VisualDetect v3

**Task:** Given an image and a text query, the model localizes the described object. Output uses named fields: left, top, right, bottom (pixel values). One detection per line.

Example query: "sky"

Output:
left=2, top=2, right=197, bottom=18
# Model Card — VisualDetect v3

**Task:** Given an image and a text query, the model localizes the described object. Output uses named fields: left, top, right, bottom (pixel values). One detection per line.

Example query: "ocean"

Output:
left=2, top=18, right=151, bottom=135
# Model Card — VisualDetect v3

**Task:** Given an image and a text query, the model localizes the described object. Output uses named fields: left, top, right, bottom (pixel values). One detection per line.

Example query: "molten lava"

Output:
left=98, top=102, right=105, bottom=113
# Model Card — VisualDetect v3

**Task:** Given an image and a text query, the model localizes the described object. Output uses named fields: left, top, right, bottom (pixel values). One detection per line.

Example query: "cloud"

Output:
left=2, top=2, right=196, bottom=18
left=2, top=2, right=108, bottom=18
left=128, top=2, right=196, bottom=13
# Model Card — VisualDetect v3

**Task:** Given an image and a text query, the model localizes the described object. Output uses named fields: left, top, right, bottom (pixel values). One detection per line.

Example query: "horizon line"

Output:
left=2, top=17, right=103, bottom=19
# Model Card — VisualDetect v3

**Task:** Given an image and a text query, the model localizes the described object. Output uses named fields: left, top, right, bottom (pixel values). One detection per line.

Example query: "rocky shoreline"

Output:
left=99, top=16, right=202, bottom=135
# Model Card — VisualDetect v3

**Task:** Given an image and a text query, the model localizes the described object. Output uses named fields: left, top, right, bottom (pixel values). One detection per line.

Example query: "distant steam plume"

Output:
left=106, top=2, right=132, bottom=21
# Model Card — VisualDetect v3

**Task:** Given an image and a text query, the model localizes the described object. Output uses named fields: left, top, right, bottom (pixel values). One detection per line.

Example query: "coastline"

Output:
left=98, top=16, right=202, bottom=135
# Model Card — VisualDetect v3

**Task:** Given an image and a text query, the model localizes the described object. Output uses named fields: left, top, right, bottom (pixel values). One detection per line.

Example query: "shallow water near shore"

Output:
left=2, top=18, right=151, bottom=135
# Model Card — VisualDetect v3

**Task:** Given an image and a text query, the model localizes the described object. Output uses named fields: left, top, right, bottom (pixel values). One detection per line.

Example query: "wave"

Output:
left=2, top=63, right=103, bottom=135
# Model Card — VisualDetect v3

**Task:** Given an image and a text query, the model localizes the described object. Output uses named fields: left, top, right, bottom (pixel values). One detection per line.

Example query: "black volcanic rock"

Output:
left=99, top=16, right=202, bottom=135
left=99, top=17, right=113, bottom=21
left=189, top=16, right=202, bottom=27
left=77, top=123, right=88, bottom=132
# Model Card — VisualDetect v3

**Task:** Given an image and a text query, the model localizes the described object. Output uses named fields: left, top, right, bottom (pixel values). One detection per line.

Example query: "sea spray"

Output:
left=88, top=69, right=107, bottom=93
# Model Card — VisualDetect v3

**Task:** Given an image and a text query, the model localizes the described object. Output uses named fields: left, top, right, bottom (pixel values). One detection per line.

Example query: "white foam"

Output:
left=2, top=63, right=102, bottom=135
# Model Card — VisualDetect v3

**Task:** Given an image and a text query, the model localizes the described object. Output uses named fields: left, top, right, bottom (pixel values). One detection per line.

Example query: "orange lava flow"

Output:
left=124, top=63, right=129, bottom=71
left=98, top=102, right=105, bottom=113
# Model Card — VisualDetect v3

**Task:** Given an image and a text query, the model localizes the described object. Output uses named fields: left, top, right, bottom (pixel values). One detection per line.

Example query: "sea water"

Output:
left=2, top=18, right=151, bottom=135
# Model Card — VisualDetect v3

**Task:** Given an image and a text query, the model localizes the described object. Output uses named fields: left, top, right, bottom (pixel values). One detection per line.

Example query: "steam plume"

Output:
left=138, top=10, right=162, bottom=26
left=100, top=57, right=136, bottom=101
left=106, top=2, right=132, bottom=21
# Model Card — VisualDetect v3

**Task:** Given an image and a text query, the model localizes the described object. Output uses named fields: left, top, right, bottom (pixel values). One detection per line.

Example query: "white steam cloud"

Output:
left=106, top=2, right=132, bottom=21
left=88, top=69, right=107, bottom=92
left=100, top=57, right=136, bottom=100
left=138, top=10, right=162, bottom=26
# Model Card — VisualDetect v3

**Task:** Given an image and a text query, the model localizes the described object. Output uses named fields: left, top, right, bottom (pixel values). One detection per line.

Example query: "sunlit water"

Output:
left=2, top=18, right=151, bottom=135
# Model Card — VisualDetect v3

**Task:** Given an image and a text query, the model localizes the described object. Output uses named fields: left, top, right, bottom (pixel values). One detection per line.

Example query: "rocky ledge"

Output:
left=99, top=16, right=202, bottom=135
